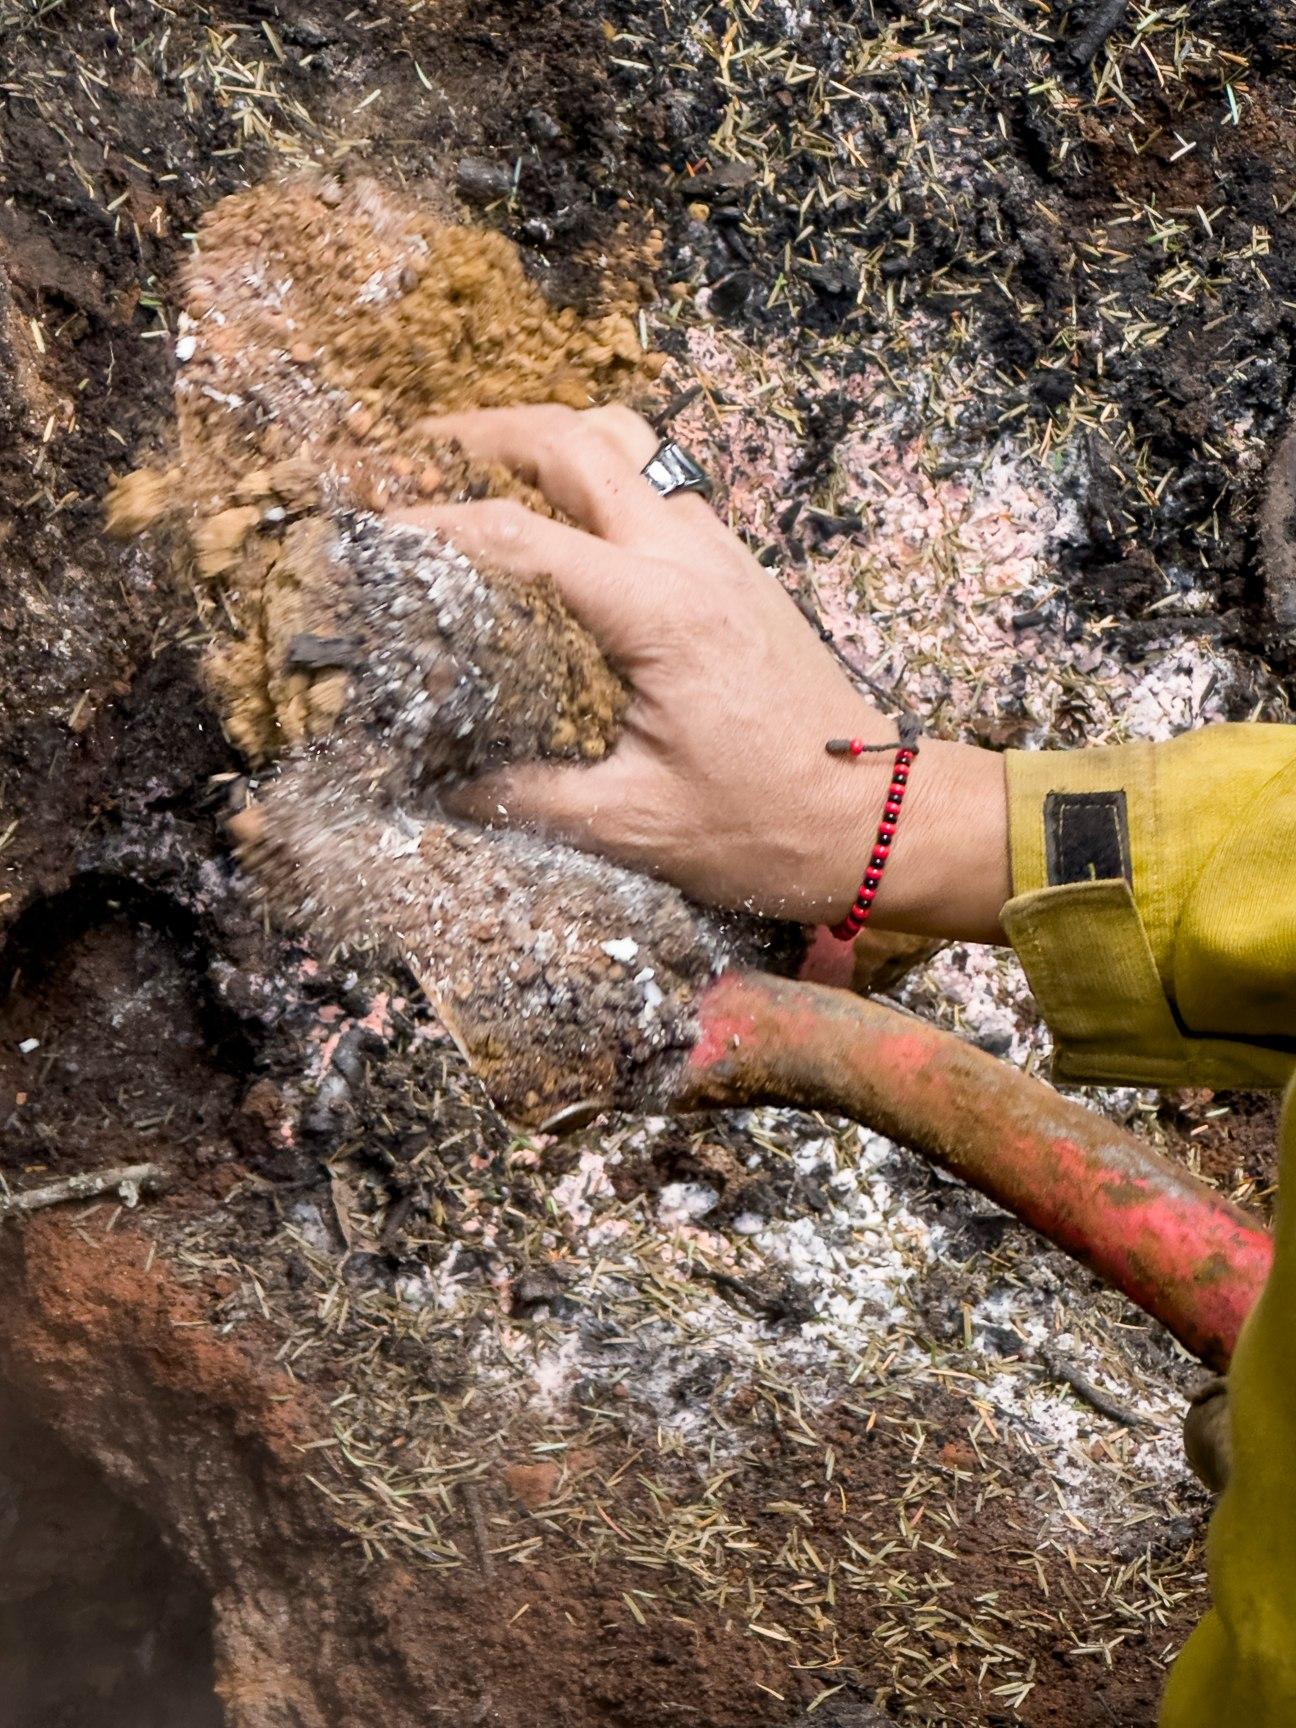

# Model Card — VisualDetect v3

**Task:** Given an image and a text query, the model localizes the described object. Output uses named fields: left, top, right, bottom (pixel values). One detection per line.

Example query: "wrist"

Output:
left=790, top=701, right=896, bottom=921
left=814, top=723, right=1010, bottom=945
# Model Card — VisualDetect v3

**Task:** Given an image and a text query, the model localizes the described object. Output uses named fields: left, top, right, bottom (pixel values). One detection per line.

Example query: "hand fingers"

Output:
left=444, top=750, right=641, bottom=856
left=428, top=402, right=658, bottom=474
left=417, top=404, right=709, bottom=549
left=391, top=498, right=672, bottom=664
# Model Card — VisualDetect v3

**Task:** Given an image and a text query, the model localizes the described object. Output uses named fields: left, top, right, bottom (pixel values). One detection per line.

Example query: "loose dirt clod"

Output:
left=235, top=754, right=748, bottom=1122
left=107, top=173, right=651, bottom=767
left=109, top=174, right=790, bottom=1121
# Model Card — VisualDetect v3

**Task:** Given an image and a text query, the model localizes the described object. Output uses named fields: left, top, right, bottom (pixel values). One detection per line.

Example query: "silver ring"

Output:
left=641, top=439, right=712, bottom=501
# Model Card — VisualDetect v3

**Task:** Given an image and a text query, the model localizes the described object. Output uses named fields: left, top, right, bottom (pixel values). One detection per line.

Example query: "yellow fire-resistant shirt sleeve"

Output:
left=1159, top=1090, right=1296, bottom=1727
left=1001, top=724, right=1296, bottom=1090
left=1004, top=725, right=1296, bottom=1725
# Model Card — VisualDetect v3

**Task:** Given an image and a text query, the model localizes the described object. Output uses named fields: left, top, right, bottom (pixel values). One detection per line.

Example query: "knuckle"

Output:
left=534, top=403, right=579, bottom=447
left=479, top=497, right=531, bottom=540
left=568, top=411, right=613, bottom=448
left=589, top=402, right=649, bottom=438
left=583, top=403, right=655, bottom=462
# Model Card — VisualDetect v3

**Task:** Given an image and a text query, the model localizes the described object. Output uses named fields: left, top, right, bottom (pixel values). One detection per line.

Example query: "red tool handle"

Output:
left=682, top=970, right=1272, bottom=1371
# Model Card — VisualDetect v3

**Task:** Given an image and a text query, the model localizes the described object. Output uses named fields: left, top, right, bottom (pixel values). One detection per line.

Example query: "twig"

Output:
left=691, top=1264, right=813, bottom=1325
left=1064, top=0, right=1129, bottom=69
left=652, top=382, right=705, bottom=431
left=1037, top=1346, right=1143, bottom=1427
left=0, top=1162, right=167, bottom=1216
left=459, top=1481, right=495, bottom=1579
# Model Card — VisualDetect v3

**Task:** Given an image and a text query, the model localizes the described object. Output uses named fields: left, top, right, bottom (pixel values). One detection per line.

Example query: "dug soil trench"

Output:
left=0, top=1394, right=221, bottom=1727
left=1, top=2, right=1294, bottom=1725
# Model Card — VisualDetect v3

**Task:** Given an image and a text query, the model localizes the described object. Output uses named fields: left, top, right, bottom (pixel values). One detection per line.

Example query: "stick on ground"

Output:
left=0, top=1162, right=167, bottom=1216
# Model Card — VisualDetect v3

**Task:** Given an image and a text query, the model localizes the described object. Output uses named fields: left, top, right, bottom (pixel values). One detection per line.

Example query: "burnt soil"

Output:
left=1, top=2, right=1292, bottom=1726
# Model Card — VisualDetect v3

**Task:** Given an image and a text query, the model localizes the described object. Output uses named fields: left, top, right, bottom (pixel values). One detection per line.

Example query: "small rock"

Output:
left=456, top=156, right=512, bottom=206
left=684, top=160, right=756, bottom=199
left=601, top=937, right=639, bottom=963
left=285, top=633, right=362, bottom=671
left=801, top=259, right=859, bottom=300
left=302, top=1069, right=351, bottom=1138
left=940, top=1439, right=977, bottom=1472
left=331, top=1025, right=380, bottom=1087
left=230, top=1077, right=287, bottom=1161
left=512, top=1266, right=570, bottom=1316
left=784, top=1699, right=887, bottom=1728
left=525, top=108, right=562, bottom=145
left=709, top=270, right=758, bottom=318
left=281, top=15, right=332, bottom=48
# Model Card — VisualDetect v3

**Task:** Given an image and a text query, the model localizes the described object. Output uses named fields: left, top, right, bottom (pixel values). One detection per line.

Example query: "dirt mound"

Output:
left=109, top=175, right=790, bottom=1123
left=108, top=174, right=651, bottom=765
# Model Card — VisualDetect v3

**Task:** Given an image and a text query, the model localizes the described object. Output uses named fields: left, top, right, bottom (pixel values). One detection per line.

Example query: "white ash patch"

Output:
left=897, top=944, right=1050, bottom=1069
left=1116, top=640, right=1241, bottom=740
left=551, top=1148, right=615, bottom=1228
left=656, top=1180, right=720, bottom=1227
left=673, top=326, right=1250, bottom=750
left=519, top=1333, right=587, bottom=1415
left=746, top=1129, right=936, bottom=1337
left=462, top=1101, right=1200, bottom=1524
left=968, top=1286, right=1193, bottom=1533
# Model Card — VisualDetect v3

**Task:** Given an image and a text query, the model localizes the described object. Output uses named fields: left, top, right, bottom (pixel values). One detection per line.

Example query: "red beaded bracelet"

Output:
left=824, top=726, right=920, bottom=942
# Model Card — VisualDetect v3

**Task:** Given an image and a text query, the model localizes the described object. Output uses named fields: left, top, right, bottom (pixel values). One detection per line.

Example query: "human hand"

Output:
left=395, top=405, right=1009, bottom=940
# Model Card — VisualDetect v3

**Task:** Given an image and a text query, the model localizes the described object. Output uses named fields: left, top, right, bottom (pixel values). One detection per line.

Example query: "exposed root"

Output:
left=0, top=1163, right=166, bottom=1216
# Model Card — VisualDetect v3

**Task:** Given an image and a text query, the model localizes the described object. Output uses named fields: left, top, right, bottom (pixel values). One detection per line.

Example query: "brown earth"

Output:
left=103, top=171, right=794, bottom=1124
left=0, top=1195, right=1197, bottom=1728
left=0, top=1220, right=800, bottom=1728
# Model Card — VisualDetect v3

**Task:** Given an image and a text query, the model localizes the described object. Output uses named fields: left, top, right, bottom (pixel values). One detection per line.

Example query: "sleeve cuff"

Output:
left=1002, top=729, right=1296, bottom=1090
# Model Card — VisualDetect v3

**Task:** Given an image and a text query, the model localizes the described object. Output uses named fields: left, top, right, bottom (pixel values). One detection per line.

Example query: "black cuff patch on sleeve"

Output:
left=1044, top=790, right=1131, bottom=886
